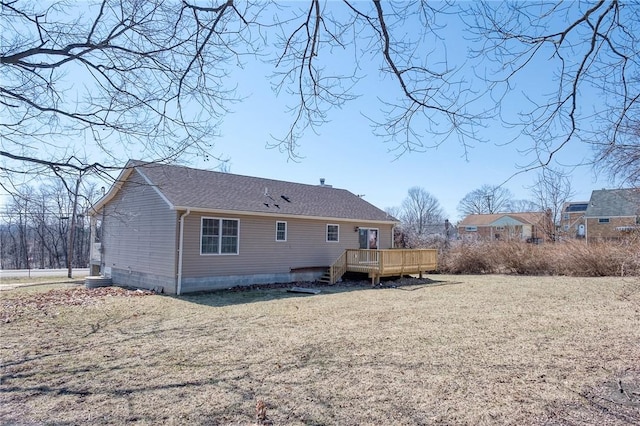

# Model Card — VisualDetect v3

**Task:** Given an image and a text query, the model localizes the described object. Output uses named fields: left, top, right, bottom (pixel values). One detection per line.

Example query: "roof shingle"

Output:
left=458, top=212, right=547, bottom=227
left=585, top=189, right=640, bottom=217
left=131, top=161, right=396, bottom=222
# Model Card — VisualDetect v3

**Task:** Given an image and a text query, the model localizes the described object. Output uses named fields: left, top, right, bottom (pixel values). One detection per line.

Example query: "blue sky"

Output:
left=1, top=1, right=611, bottom=221
left=182, top=3, right=607, bottom=221
left=202, top=88, right=604, bottom=221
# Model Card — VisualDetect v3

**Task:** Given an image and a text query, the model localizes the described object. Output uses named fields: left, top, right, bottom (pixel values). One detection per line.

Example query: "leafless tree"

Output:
left=457, top=184, right=514, bottom=216
left=1, top=0, right=249, bottom=191
left=0, top=179, right=97, bottom=269
left=0, top=1, right=485, bottom=193
left=465, top=1, right=640, bottom=179
left=529, top=168, right=574, bottom=240
left=401, top=187, right=445, bottom=234
left=2, top=1, right=638, bottom=198
left=596, top=120, right=640, bottom=187
left=506, top=199, right=539, bottom=213
left=1, top=194, right=31, bottom=269
left=393, top=187, right=445, bottom=248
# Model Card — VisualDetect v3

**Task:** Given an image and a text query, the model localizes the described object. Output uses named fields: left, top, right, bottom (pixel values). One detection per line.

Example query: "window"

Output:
left=465, top=226, right=478, bottom=232
left=327, top=224, right=339, bottom=242
left=201, top=217, right=239, bottom=254
left=276, top=221, right=287, bottom=241
left=598, top=218, right=610, bottom=224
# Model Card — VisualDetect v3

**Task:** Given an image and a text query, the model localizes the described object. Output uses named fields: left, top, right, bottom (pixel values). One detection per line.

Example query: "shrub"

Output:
left=552, top=238, right=640, bottom=277
left=439, top=237, right=640, bottom=277
left=492, top=241, right=552, bottom=275
left=439, top=241, right=497, bottom=274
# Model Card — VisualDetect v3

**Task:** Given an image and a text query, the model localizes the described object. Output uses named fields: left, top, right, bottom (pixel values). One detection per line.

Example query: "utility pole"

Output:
left=485, top=194, right=493, bottom=214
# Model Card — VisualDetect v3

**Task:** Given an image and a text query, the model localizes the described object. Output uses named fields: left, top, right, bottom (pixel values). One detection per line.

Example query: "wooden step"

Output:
left=317, top=270, right=332, bottom=283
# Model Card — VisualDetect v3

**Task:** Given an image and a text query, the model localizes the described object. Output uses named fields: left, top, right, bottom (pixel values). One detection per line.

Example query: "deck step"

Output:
left=317, top=270, right=332, bottom=283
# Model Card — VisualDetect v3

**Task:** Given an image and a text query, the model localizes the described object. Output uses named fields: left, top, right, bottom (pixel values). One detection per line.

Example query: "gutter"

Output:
left=177, top=209, right=191, bottom=295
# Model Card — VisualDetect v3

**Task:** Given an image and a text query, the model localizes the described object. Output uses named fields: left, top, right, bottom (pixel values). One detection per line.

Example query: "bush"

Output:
left=493, top=241, right=552, bottom=275
left=552, top=238, right=640, bottom=277
left=439, top=237, right=640, bottom=277
left=439, top=241, right=497, bottom=274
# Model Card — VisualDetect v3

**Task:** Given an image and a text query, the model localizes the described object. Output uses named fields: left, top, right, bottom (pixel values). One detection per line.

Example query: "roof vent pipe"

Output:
left=320, top=178, right=325, bottom=186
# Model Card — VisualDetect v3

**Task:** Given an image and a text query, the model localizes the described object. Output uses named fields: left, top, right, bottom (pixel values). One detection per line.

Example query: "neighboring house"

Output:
left=89, top=160, right=398, bottom=294
left=457, top=212, right=552, bottom=242
left=559, top=201, right=589, bottom=239
left=584, top=188, right=640, bottom=242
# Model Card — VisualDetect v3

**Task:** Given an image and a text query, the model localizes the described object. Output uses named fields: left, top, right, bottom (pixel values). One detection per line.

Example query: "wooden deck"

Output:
left=329, top=249, right=438, bottom=284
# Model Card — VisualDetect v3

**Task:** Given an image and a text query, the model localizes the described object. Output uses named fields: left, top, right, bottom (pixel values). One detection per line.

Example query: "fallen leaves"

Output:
left=1, top=286, right=154, bottom=323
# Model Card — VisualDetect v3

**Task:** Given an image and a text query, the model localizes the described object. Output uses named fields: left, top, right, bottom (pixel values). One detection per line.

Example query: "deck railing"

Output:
left=330, top=250, right=347, bottom=284
left=329, top=248, right=438, bottom=284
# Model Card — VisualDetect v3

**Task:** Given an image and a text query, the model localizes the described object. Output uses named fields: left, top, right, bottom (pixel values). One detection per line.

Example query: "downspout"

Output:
left=391, top=224, right=395, bottom=248
left=177, top=209, right=191, bottom=295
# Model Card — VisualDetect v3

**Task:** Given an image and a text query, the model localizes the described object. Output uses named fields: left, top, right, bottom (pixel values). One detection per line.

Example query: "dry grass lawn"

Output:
left=1, top=275, right=639, bottom=425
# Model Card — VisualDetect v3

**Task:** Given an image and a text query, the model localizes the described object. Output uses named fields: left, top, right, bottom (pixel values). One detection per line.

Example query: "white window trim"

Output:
left=598, top=218, right=610, bottom=224
left=326, top=224, right=339, bottom=242
left=276, top=221, right=287, bottom=242
left=200, top=217, right=240, bottom=255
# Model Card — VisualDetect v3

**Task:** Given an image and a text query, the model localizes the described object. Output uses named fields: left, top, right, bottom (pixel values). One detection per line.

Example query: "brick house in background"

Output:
left=457, top=212, right=553, bottom=243
left=559, top=201, right=588, bottom=239
left=584, top=188, right=640, bottom=242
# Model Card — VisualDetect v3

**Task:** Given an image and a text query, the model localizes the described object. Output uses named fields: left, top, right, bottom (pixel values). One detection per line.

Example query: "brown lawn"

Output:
left=1, top=275, right=639, bottom=425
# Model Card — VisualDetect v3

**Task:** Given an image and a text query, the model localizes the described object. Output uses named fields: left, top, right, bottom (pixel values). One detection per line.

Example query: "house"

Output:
left=584, top=188, right=640, bottom=242
left=89, top=160, right=399, bottom=294
left=457, top=212, right=553, bottom=242
left=559, top=201, right=589, bottom=239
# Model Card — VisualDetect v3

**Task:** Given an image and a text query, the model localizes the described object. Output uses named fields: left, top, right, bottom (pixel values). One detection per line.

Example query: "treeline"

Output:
left=0, top=181, right=101, bottom=270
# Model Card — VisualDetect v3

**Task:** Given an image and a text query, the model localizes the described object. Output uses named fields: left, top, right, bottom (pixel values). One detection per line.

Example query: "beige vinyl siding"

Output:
left=102, top=171, right=177, bottom=279
left=181, top=212, right=393, bottom=278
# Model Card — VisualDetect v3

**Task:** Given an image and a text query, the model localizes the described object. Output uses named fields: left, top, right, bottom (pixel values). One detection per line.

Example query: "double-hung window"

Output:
left=276, top=221, right=287, bottom=241
left=201, top=217, right=239, bottom=254
left=326, top=224, right=339, bottom=242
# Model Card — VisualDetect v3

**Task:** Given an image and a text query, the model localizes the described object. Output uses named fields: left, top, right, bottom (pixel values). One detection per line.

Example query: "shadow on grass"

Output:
left=173, top=275, right=457, bottom=308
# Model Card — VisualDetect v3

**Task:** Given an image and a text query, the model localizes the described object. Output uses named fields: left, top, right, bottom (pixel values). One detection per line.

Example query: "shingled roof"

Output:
left=103, top=160, right=397, bottom=223
left=585, top=188, right=640, bottom=217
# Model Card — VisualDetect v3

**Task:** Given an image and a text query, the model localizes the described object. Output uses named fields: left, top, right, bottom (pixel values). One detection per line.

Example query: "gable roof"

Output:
left=458, top=212, right=547, bottom=227
left=94, top=160, right=397, bottom=223
left=585, top=188, right=640, bottom=217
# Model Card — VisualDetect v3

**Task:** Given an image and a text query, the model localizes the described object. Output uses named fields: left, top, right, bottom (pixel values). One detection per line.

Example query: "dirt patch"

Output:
left=223, top=275, right=438, bottom=293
